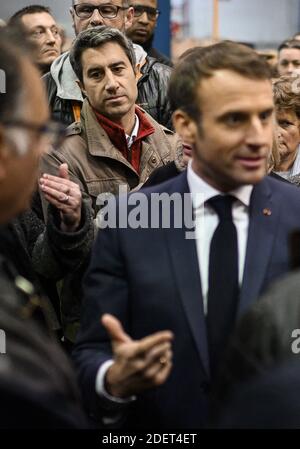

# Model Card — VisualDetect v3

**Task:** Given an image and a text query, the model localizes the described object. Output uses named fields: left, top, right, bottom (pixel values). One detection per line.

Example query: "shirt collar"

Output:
left=126, top=114, right=140, bottom=149
left=187, top=161, right=253, bottom=209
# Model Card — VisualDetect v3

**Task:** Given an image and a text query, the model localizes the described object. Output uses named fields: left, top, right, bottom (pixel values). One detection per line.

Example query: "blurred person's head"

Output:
left=277, top=40, right=300, bottom=76
left=0, top=31, right=50, bottom=222
left=9, top=5, right=62, bottom=74
left=272, top=76, right=300, bottom=172
left=70, top=0, right=134, bottom=36
left=126, top=0, right=159, bottom=45
left=169, top=41, right=274, bottom=192
left=0, top=19, right=6, bottom=28
left=213, top=270, right=300, bottom=411
left=70, top=26, right=137, bottom=129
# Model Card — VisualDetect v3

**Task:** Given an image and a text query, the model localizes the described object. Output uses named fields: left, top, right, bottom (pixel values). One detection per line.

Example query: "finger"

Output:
left=40, top=184, right=72, bottom=203
left=40, top=177, right=80, bottom=194
left=42, top=193, right=78, bottom=212
left=101, top=314, right=132, bottom=345
left=144, top=342, right=172, bottom=366
left=41, top=173, right=78, bottom=189
left=153, top=361, right=173, bottom=386
left=132, top=331, right=174, bottom=358
left=58, top=163, right=69, bottom=180
left=39, top=180, right=78, bottom=199
left=141, top=351, right=173, bottom=384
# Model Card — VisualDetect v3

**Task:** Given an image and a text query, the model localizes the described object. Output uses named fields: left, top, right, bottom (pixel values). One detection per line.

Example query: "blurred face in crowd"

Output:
left=276, top=108, right=300, bottom=169
left=174, top=70, right=274, bottom=191
left=21, top=12, right=62, bottom=72
left=71, top=0, right=134, bottom=35
left=126, top=0, right=158, bottom=45
left=0, top=59, right=49, bottom=222
left=79, top=42, right=137, bottom=126
left=278, top=48, right=300, bottom=76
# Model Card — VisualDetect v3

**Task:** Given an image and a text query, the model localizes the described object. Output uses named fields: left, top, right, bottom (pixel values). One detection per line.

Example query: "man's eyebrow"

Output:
left=109, top=61, right=127, bottom=68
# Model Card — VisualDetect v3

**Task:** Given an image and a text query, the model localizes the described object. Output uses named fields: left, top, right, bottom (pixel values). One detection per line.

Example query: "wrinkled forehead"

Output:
left=73, top=0, right=125, bottom=6
left=21, top=12, right=57, bottom=29
left=279, top=48, right=300, bottom=60
left=130, top=0, right=157, bottom=7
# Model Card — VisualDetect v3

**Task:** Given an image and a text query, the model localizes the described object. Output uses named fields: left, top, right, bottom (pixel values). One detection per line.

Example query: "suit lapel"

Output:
left=164, top=172, right=210, bottom=377
left=239, top=178, right=280, bottom=317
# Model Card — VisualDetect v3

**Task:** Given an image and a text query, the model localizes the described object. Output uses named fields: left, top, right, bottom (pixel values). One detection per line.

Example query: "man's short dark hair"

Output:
left=169, top=40, right=272, bottom=121
left=0, top=30, right=25, bottom=122
left=278, top=39, right=300, bottom=53
left=9, top=5, right=52, bottom=26
left=70, top=26, right=136, bottom=84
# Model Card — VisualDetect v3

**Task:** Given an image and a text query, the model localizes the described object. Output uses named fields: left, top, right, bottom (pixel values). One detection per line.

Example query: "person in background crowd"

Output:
left=9, top=5, right=62, bottom=75
left=211, top=270, right=300, bottom=428
left=0, top=32, right=87, bottom=428
left=272, top=76, right=300, bottom=181
left=44, top=0, right=173, bottom=128
left=277, top=40, right=300, bottom=77
left=40, top=26, right=180, bottom=345
left=126, top=0, right=173, bottom=67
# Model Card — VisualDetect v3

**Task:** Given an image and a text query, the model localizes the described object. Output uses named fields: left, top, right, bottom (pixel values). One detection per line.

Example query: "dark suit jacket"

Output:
left=73, top=172, right=300, bottom=429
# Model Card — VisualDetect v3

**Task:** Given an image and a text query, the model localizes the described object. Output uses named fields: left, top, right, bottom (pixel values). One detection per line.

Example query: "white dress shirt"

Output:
left=187, top=161, right=253, bottom=314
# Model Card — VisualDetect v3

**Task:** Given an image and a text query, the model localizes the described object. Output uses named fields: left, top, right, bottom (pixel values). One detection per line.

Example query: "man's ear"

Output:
left=124, top=7, right=134, bottom=30
left=172, top=110, right=198, bottom=145
left=70, top=7, right=76, bottom=31
left=76, top=79, right=87, bottom=97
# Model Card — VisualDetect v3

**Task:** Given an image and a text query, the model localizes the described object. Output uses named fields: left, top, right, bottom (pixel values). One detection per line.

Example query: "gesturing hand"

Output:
left=101, top=314, right=174, bottom=399
left=39, top=163, right=82, bottom=232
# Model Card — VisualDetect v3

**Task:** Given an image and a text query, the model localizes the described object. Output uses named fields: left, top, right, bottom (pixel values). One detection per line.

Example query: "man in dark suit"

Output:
left=73, top=41, right=300, bottom=428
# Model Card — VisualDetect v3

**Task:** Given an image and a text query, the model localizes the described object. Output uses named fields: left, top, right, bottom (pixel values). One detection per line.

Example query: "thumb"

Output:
left=101, top=314, right=132, bottom=344
left=58, top=163, right=69, bottom=180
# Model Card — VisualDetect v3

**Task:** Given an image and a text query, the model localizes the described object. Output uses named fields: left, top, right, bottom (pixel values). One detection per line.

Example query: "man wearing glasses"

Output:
left=126, top=0, right=173, bottom=67
left=0, top=31, right=89, bottom=427
left=44, top=0, right=173, bottom=129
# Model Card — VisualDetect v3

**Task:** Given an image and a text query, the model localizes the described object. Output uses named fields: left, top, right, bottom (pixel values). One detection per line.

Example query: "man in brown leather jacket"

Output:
left=41, top=26, right=181, bottom=218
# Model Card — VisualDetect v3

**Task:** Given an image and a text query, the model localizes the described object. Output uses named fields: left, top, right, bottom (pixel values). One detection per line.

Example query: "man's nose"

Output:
left=246, top=117, right=270, bottom=148
left=90, top=8, right=104, bottom=26
left=105, top=71, right=119, bottom=91
left=138, top=11, right=150, bottom=23
left=45, top=29, right=56, bottom=44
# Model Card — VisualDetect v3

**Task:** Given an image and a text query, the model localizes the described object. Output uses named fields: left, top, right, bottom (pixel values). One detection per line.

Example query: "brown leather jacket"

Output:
left=41, top=100, right=181, bottom=217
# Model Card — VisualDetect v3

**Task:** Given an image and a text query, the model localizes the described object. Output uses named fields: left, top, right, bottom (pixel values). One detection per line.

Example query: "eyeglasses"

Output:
left=132, top=5, right=160, bottom=21
left=73, top=3, right=128, bottom=19
left=3, top=120, right=66, bottom=149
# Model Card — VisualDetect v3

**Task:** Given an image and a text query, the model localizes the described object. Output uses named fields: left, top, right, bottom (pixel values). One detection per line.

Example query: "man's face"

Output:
left=126, top=0, right=158, bottom=45
left=21, top=12, right=62, bottom=71
left=0, top=59, right=49, bottom=222
left=179, top=70, right=274, bottom=192
left=276, top=108, right=300, bottom=164
left=79, top=42, right=138, bottom=120
left=71, top=0, right=134, bottom=35
left=278, top=48, right=300, bottom=76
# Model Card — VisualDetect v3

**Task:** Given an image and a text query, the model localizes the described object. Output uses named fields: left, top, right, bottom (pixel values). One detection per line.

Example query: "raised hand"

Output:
left=101, top=314, right=174, bottom=399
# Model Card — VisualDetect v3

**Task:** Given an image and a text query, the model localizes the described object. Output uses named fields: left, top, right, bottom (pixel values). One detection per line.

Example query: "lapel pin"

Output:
left=263, top=208, right=272, bottom=217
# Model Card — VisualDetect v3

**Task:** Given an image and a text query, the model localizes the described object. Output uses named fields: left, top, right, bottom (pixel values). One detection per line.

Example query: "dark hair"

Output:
left=169, top=41, right=272, bottom=120
left=70, top=25, right=136, bottom=83
left=278, top=39, right=300, bottom=52
left=9, top=5, right=52, bottom=26
left=0, top=30, right=25, bottom=121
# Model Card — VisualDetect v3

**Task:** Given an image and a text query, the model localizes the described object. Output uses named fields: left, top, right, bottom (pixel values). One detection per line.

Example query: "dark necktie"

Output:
left=207, top=195, right=239, bottom=376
